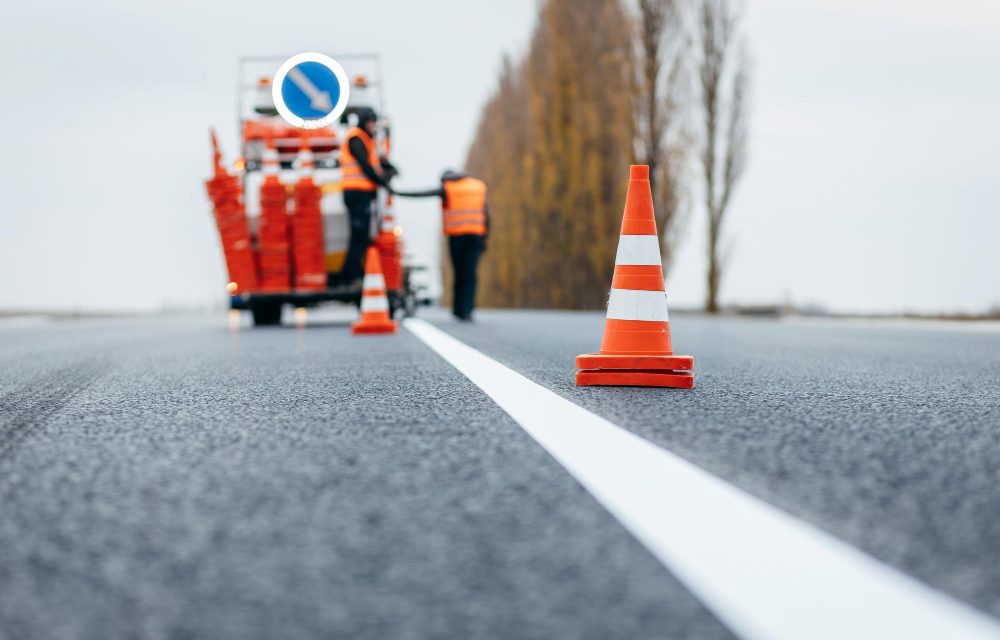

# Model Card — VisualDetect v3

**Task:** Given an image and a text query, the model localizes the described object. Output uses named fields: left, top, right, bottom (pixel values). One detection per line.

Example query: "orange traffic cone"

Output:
left=205, top=129, right=258, bottom=294
left=576, top=165, right=694, bottom=388
left=376, top=193, right=404, bottom=292
left=351, top=246, right=398, bottom=335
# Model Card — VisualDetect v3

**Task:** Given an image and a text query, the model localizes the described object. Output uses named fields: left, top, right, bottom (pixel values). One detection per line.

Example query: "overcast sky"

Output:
left=1, top=0, right=997, bottom=314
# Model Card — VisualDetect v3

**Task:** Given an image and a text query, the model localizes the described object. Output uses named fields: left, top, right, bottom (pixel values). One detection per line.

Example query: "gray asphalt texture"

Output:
left=0, top=312, right=732, bottom=640
left=1, top=310, right=998, bottom=639
left=435, top=310, right=1000, bottom=619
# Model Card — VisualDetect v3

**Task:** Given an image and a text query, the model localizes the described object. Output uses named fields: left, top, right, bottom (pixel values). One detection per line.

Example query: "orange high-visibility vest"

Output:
left=442, top=177, right=487, bottom=236
left=340, top=127, right=381, bottom=192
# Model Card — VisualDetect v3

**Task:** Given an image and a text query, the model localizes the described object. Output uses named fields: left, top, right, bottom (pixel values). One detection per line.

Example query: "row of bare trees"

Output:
left=465, top=0, right=748, bottom=312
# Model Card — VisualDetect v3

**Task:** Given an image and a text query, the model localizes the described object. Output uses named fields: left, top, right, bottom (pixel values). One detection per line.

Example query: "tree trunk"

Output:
left=696, top=0, right=748, bottom=314
left=705, top=223, right=720, bottom=313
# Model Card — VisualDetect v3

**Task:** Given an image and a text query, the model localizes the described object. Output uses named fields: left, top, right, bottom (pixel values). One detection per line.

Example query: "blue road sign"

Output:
left=272, top=53, right=350, bottom=129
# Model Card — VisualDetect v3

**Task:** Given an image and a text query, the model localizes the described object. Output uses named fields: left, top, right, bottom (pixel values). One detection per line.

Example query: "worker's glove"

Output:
left=381, top=159, right=399, bottom=179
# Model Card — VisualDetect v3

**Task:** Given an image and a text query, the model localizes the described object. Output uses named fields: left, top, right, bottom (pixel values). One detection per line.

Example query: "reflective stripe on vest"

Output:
left=442, top=177, right=487, bottom=236
left=340, top=127, right=381, bottom=192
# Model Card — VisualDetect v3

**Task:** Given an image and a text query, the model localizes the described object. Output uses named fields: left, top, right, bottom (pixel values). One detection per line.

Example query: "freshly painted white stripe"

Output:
left=360, top=296, right=388, bottom=312
left=404, top=317, right=1000, bottom=640
left=606, top=288, right=669, bottom=322
left=615, top=234, right=663, bottom=266
left=363, top=274, right=386, bottom=290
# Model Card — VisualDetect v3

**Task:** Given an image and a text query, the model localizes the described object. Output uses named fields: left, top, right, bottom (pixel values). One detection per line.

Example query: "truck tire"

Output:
left=402, top=291, right=417, bottom=318
left=251, top=301, right=282, bottom=326
left=400, top=268, right=417, bottom=318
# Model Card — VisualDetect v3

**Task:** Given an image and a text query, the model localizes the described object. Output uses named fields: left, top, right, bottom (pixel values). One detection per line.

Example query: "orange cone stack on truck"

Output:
left=292, top=143, right=326, bottom=291
left=257, top=143, right=292, bottom=292
left=205, top=130, right=258, bottom=295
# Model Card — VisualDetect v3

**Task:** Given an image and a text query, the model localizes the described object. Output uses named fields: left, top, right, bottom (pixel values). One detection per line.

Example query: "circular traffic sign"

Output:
left=272, top=53, right=350, bottom=130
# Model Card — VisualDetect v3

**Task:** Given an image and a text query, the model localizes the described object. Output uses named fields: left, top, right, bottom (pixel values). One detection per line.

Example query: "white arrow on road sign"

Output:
left=287, top=66, right=333, bottom=113
left=271, top=53, right=351, bottom=130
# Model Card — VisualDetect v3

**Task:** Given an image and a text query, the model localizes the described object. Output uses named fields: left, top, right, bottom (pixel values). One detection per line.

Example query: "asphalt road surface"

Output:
left=1, top=308, right=998, bottom=639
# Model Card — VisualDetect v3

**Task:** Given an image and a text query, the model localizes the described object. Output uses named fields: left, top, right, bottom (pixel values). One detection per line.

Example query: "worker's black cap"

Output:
left=357, top=107, right=378, bottom=126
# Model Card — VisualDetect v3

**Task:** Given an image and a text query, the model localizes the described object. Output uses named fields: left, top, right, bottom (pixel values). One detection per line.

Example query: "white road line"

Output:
left=404, top=317, right=1000, bottom=640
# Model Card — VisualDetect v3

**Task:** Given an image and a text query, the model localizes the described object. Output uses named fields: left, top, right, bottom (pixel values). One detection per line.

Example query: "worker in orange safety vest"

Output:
left=394, top=170, right=489, bottom=321
left=335, top=108, right=394, bottom=288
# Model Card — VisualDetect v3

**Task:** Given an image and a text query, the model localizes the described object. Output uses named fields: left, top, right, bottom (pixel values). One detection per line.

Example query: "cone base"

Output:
left=576, top=369, right=694, bottom=389
left=576, top=353, right=694, bottom=371
left=351, top=320, right=398, bottom=335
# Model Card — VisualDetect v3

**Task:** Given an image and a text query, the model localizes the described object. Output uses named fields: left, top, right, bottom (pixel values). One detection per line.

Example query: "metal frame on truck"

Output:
left=222, top=54, right=427, bottom=326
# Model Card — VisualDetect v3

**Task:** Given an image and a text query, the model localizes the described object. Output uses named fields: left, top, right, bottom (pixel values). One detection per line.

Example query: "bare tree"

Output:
left=695, top=0, right=748, bottom=313
left=636, top=0, right=690, bottom=271
left=465, top=0, right=635, bottom=309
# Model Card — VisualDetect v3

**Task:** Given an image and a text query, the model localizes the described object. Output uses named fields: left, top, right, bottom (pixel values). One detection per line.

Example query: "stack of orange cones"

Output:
left=257, top=141, right=291, bottom=293
left=576, top=165, right=694, bottom=389
left=351, top=246, right=398, bottom=335
left=204, top=130, right=258, bottom=295
left=291, top=142, right=327, bottom=291
left=375, top=194, right=403, bottom=292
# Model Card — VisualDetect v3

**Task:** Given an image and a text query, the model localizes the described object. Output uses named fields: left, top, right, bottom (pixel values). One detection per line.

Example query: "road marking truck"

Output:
left=206, top=54, right=427, bottom=327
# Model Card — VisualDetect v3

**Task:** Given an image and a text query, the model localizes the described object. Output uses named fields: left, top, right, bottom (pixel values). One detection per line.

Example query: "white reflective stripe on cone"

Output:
left=615, top=235, right=663, bottom=266
left=361, top=296, right=389, bottom=312
left=363, top=274, right=386, bottom=290
left=606, top=288, right=670, bottom=322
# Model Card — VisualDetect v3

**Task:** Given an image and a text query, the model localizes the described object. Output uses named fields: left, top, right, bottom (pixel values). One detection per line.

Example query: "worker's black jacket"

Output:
left=347, top=136, right=393, bottom=189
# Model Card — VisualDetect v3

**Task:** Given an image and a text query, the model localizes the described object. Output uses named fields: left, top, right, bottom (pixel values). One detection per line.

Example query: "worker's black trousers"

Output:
left=448, top=234, right=485, bottom=319
left=342, top=190, right=375, bottom=284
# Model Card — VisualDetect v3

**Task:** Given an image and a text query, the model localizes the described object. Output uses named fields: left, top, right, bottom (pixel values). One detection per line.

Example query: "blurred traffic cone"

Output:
left=210, top=129, right=226, bottom=175
left=576, top=165, right=694, bottom=388
left=257, top=139, right=291, bottom=292
left=376, top=194, right=403, bottom=291
left=205, top=129, right=258, bottom=295
left=292, top=141, right=327, bottom=291
left=352, top=246, right=398, bottom=335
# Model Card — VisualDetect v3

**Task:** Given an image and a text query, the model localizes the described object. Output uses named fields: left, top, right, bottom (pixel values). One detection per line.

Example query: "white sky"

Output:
left=1, top=0, right=998, bottom=314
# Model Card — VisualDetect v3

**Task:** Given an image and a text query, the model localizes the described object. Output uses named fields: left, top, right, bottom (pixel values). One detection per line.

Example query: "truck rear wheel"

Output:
left=402, top=292, right=417, bottom=318
left=251, top=301, right=282, bottom=326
